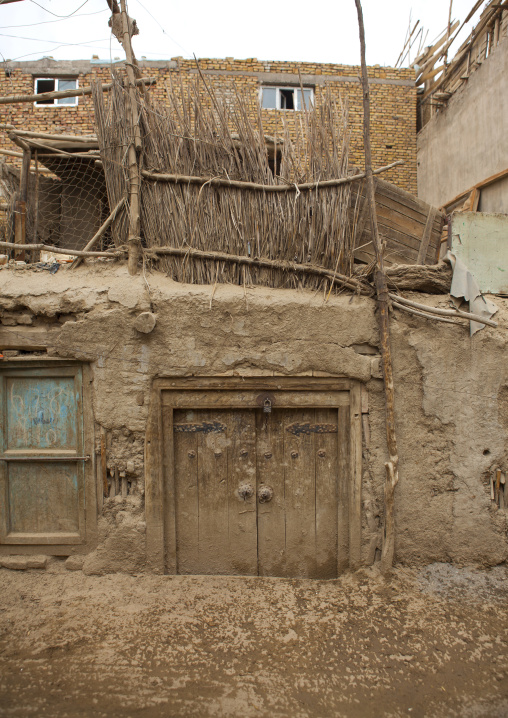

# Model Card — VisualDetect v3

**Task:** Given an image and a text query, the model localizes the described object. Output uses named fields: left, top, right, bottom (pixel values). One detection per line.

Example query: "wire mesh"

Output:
left=1, top=152, right=115, bottom=254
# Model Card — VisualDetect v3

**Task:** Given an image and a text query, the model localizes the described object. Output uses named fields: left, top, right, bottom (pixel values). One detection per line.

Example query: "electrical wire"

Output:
left=28, top=0, right=89, bottom=18
left=0, top=32, right=109, bottom=43
left=131, top=0, right=191, bottom=57
left=10, top=41, right=119, bottom=61
left=1, top=8, right=107, bottom=29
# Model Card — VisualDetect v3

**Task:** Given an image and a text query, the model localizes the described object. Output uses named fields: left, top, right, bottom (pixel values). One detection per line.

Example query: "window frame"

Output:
left=33, top=76, right=79, bottom=107
left=260, top=85, right=314, bottom=111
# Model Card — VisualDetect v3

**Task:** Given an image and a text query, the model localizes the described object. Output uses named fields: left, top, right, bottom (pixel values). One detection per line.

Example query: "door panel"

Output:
left=172, top=404, right=342, bottom=578
left=6, top=376, right=77, bottom=451
left=256, top=409, right=285, bottom=576
left=0, top=366, right=85, bottom=546
left=174, top=409, right=257, bottom=575
left=256, top=409, right=339, bottom=579
left=8, top=461, right=79, bottom=534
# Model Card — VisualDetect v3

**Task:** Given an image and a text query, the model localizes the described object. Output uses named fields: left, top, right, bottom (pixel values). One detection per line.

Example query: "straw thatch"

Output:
left=93, top=73, right=359, bottom=291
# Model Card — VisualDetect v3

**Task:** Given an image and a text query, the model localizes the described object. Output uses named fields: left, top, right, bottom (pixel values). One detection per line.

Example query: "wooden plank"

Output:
left=337, top=405, right=350, bottom=573
left=256, top=409, right=286, bottom=577
left=349, top=383, right=362, bottom=570
left=0, top=326, right=61, bottom=350
left=162, top=406, right=176, bottom=573
left=371, top=186, right=443, bottom=228
left=157, top=377, right=352, bottom=393
left=375, top=177, right=435, bottom=215
left=417, top=207, right=438, bottom=264
left=172, top=408, right=199, bottom=574
left=162, top=390, right=350, bottom=409
left=314, top=407, right=339, bottom=579
left=227, top=409, right=257, bottom=575
left=283, top=408, right=317, bottom=578
left=195, top=409, right=232, bottom=574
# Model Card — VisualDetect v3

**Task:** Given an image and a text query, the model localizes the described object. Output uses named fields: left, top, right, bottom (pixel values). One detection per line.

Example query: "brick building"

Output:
left=0, top=57, right=417, bottom=193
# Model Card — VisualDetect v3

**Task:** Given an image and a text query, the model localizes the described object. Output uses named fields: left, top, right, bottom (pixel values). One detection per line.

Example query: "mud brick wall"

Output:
left=0, top=58, right=417, bottom=193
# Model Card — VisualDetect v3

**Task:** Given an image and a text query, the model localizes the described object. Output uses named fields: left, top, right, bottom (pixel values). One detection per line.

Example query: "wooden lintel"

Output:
left=0, top=326, right=61, bottom=350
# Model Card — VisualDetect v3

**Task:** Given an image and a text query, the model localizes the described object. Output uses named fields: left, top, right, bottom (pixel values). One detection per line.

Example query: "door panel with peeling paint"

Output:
left=0, top=365, right=86, bottom=545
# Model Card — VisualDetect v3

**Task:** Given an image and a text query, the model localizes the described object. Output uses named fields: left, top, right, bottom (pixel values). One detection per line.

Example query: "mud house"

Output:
left=0, top=2, right=507, bottom=577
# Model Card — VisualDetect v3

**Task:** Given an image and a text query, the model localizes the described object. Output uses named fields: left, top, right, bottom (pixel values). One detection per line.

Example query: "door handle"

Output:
left=258, top=485, right=274, bottom=503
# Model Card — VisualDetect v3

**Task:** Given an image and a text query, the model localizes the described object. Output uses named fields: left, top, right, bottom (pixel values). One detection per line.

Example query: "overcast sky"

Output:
left=0, top=0, right=487, bottom=67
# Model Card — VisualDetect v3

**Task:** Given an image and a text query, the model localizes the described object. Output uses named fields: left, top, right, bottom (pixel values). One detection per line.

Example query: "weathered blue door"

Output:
left=0, top=365, right=86, bottom=546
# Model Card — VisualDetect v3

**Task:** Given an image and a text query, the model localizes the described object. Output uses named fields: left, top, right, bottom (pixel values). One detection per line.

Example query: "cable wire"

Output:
left=28, top=0, right=89, bottom=18
left=1, top=8, right=107, bottom=29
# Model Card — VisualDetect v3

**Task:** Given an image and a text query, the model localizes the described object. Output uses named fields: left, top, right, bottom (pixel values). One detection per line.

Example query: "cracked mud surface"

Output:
left=0, top=563, right=507, bottom=717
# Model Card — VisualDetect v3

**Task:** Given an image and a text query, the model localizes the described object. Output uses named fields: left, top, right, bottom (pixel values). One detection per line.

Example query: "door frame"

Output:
left=0, top=360, right=96, bottom=557
left=145, top=377, right=363, bottom=575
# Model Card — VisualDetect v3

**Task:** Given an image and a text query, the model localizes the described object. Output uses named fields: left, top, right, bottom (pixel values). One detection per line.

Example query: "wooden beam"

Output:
left=0, top=77, right=156, bottom=105
left=354, top=0, right=399, bottom=574
left=119, top=0, right=142, bottom=276
left=0, top=240, right=123, bottom=258
left=146, top=245, right=373, bottom=295
left=71, top=197, right=126, bottom=269
left=0, top=326, right=61, bottom=351
left=142, top=161, right=404, bottom=192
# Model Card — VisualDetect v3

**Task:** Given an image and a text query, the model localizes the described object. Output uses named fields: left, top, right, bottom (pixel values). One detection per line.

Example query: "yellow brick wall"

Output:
left=0, top=59, right=416, bottom=193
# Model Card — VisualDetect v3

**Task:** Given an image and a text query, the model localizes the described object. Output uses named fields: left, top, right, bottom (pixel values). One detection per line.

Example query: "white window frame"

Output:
left=33, top=77, right=79, bottom=107
left=259, top=85, right=314, bottom=111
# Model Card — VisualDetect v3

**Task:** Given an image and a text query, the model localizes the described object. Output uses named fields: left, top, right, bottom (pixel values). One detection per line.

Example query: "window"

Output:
left=261, top=86, right=314, bottom=111
left=34, top=77, right=78, bottom=106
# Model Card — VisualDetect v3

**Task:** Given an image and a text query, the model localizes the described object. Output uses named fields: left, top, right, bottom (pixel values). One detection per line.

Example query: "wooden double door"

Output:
left=157, top=381, right=359, bottom=579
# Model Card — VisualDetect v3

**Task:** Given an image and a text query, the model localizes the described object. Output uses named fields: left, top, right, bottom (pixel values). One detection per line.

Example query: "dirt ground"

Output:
left=0, top=563, right=507, bottom=718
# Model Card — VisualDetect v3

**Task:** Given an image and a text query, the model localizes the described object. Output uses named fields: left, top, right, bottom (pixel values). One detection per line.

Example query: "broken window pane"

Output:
left=280, top=89, right=295, bottom=110
left=35, top=78, right=55, bottom=104
left=262, top=87, right=277, bottom=109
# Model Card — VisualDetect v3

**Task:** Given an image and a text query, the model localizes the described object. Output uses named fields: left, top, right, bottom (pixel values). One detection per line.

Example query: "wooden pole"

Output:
left=0, top=77, right=155, bottom=105
left=141, top=160, right=404, bottom=192
left=118, top=0, right=141, bottom=275
left=354, top=0, right=399, bottom=574
left=33, top=150, right=39, bottom=262
left=14, top=145, right=31, bottom=260
left=71, top=197, right=126, bottom=269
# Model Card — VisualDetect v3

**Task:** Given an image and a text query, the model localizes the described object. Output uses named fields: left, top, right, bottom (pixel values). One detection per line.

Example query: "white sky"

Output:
left=0, top=0, right=488, bottom=67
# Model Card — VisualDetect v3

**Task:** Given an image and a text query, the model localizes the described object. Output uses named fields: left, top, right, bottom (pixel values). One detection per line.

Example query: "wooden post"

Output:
left=14, top=146, right=31, bottom=260
left=354, top=0, right=399, bottom=574
left=33, top=149, right=39, bottom=262
left=119, top=0, right=141, bottom=275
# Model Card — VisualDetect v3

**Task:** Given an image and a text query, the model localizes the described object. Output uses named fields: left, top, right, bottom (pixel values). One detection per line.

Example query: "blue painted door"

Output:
left=0, top=365, right=85, bottom=545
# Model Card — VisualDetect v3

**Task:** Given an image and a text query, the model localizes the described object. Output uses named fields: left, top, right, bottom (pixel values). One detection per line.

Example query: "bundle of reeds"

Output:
left=94, top=73, right=357, bottom=291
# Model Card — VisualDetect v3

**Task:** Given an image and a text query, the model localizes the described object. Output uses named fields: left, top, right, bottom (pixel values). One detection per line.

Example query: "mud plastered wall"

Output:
left=0, top=264, right=506, bottom=573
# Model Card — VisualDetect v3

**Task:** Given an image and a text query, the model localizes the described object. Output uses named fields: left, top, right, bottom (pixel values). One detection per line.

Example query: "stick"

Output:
left=101, top=428, right=108, bottom=499
left=0, top=240, right=123, bottom=258
left=141, top=160, right=404, bottom=192
left=0, top=127, right=97, bottom=143
left=71, top=197, right=126, bottom=269
left=0, top=77, right=156, bottom=105
left=390, top=293, right=498, bottom=327
left=355, top=0, right=399, bottom=574
left=144, top=245, right=373, bottom=295
left=391, top=299, right=459, bottom=324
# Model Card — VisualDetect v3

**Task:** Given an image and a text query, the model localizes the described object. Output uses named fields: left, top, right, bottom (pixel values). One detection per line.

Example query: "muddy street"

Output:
left=0, top=563, right=507, bottom=717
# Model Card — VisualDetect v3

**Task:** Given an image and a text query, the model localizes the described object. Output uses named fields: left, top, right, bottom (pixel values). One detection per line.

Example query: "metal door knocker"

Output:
left=238, top=484, right=254, bottom=501
left=258, top=485, right=274, bottom=503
